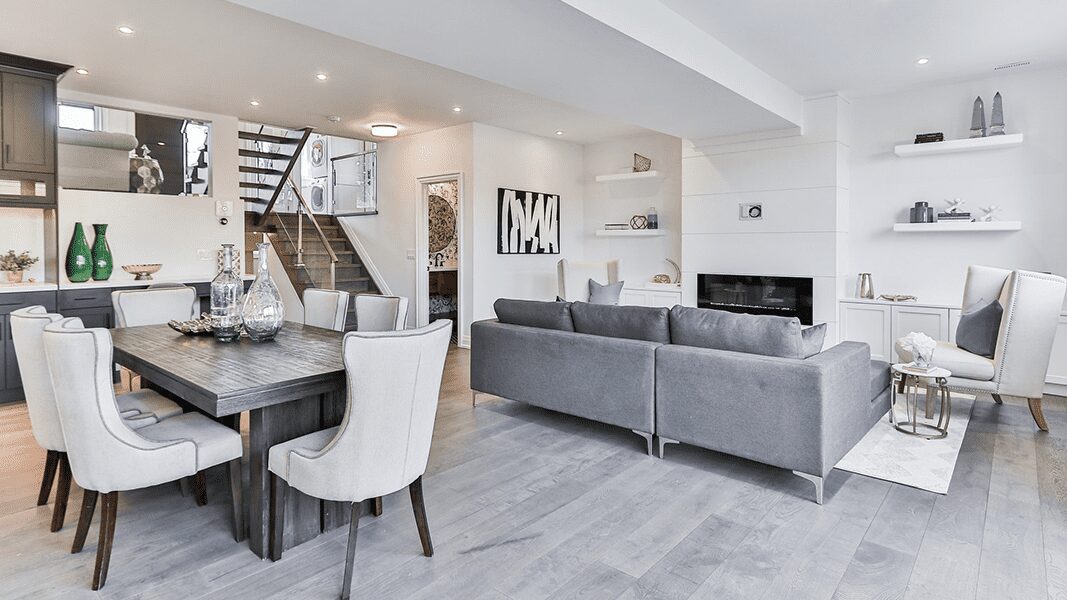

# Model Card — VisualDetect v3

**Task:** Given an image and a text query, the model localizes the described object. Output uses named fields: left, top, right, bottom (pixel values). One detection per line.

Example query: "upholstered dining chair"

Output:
left=304, top=288, right=351, bottom=331
left=267, top=320, right=452, bottom=599
left=10, top=306, right=184, bottom=533
left=556, top=258, right=620, bottom=302
left=897, top=266, right=1067, bottom=431
left=111, top=286, right=198, bottom=327
left=42, top=317, right=245, bottom=590
left=354, top=294, right=409, bottom=331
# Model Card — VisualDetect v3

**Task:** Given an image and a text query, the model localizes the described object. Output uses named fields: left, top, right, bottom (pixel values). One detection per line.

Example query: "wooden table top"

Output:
left=111, top=323, right=346, bottom=417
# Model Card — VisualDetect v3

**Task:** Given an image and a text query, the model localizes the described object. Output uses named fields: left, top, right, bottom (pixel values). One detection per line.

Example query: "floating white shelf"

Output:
left=594, top=170, right=663, bottom=183
left=893, top=221, right=1022, bottom=233
left=893, top=133, right=1024, bottom=157
left=594, top=229, right=666, bottom=237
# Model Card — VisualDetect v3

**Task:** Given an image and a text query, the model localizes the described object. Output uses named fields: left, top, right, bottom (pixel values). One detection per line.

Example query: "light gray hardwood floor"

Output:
left=0, top=347, right=1065, bottom=599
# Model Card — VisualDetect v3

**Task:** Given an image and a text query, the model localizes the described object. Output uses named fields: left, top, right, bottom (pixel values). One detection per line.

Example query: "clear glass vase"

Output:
left=211, top=244, right=244, bottom=343
left=242, top=242, right=285, bottom=342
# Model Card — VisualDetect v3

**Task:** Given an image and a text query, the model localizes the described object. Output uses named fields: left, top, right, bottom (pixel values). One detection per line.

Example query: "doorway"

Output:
left=416, top=174, right=464, bottom=345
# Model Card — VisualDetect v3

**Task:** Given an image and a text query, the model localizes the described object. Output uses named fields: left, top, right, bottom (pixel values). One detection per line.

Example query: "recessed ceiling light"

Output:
left=370, top=124, right=399, bottom=138
left=327, top=115, right=342, bottom=123
left=117, top=25, right=134, bottom=35
left=451, top=106, right=463, bottom=113
left=915, top=57, right=930, bottom=65
left=555, top=130, right=565, bottom=136
left=249, top=100, right=261, bottom=107
left=156, top=141, right=166, bottom=146
left=75, top=68, right=89, bottom=76
left=315, top=73, right=329, bottom=81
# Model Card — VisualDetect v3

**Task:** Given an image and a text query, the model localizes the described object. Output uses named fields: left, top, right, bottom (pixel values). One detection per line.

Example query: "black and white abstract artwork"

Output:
left=497, top=187, right=560, bottom=254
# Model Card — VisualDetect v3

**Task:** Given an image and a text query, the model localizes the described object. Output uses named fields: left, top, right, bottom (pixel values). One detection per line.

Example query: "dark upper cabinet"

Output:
left=1, top=72, right=56, bottom=174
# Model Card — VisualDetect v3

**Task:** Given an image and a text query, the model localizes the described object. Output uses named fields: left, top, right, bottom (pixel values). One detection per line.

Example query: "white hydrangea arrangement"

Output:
left=899, top=331, right=937, bottom=369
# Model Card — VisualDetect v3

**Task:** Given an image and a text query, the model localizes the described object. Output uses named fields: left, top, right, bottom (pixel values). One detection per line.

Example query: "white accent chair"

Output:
left=266, top=320, right=452, bottom=599
left=557, top=258, right=620, bottom=302
left=9, top=307, right=184, bottom=533
left=896, top=266, right=1067, bottom=431
left=303, top=288, right=351, bottom=331
left=42, top=317, right=245, bottom=590
left=354, top=294, right=409, bottom=331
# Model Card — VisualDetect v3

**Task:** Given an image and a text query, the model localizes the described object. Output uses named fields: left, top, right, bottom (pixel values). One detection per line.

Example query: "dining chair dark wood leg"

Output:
left=228, top=459, right=245, bottom=542
left=71, top=490, right=99, bottom=553
left=340, top=501, right=362, bottom=600
left=269, top=473, right=287, bottom=561
left=192, top=471, right=208, bottom=507
left=409, top=476, right=433, bottom=557
left=38, top=450, right=60, bottom=506
left=373, top=496, right=383, bottom=517
left=50, top=453, right=73, bottom=532
left=91, top=491, right=118, bottom=591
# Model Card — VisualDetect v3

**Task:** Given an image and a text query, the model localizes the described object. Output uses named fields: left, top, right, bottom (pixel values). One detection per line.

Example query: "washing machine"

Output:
left=303, top=176, right=333, bottom=214
left=303, top=134, right=329, bottom=180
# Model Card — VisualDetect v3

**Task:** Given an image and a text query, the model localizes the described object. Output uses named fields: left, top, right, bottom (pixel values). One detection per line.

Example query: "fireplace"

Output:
left=697, top=274, right=814, bottom=325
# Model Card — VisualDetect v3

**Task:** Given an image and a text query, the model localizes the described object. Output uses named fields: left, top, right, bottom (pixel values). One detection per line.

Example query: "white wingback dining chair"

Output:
left=42, top=317, right=245, bottom=590
left=266, top=320, right=452, bottom=599
left=354, top=294, right=409, bottom=331
left=896, top=266, right=1067, bottom=431
left=10, top=307, right=184, bottom=534
left=303, top=288, right=351, bottom=331
left=111, top=286, right=198, bottom=327
left=556, top=258, right=620, bottom=302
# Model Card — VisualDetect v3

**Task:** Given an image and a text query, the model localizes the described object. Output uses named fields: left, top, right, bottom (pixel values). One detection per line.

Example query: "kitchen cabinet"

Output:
left=620, top=285, right=682, bottom=309
left=0, top=290, right=57, bottom=403
left=890, top=305, right=951, bottom=345
left=839, top=301, right=892, bottom=362
left=1, top=73, right=55, bottom=173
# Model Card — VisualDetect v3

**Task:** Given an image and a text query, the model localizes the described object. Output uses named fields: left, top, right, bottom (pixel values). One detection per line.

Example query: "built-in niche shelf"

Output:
left=594, top=229, right=667, bottom=237
left=893, top=221, right=1022, bottom=233
left=594, top=170, right=664, bottom=183
left=893, top=133, right=1024, bottom=158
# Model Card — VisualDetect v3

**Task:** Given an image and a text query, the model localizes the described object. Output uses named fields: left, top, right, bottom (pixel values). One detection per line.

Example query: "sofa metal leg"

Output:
left=657, top=437, right=679, bottom=459
left=1029, top=397, right=1050, bottom=432
left=792, top=471, right=824, bottom=505
left=631, top=430, right=654, bottom=457
left=471, top=391, right=477, bottom=407
left=991, top=393, right=1004, bottom=405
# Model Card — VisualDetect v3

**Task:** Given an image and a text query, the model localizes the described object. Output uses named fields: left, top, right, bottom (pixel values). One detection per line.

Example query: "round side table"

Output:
left=890, top=363, right=952, bottom=439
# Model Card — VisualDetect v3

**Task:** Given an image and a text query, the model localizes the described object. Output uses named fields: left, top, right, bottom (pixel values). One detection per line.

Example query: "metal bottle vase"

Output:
left=241, top=243, right=285, bottom=342
left=857, top=273, right=875, bottom=299
left=65, top=222, right=93, bottom=283
left=91, top=224, right=113, bottom=281
left=211, top=244, right=244, bottom=343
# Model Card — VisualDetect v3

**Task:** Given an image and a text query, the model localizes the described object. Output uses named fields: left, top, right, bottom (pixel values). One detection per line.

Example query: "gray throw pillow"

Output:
left=570, top=302, right=671, bottom=343
left=955, top=299, right=1003, bottom=358
left=669, top=305, right=808, bottom=359
left=801, top=323, right=827, bottom=358
left=588, top=279, right=624, bottom=305
left=494, top=298, right=575, bottom=331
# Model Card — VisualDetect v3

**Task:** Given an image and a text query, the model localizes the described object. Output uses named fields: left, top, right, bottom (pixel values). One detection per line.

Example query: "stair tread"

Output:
left=239, top=149, right=292, bottom=160
left=239, top=165, right=286, bottom=176
left=241, top=196, right=268, bottom=204
left=239, top=182, right=275, bottom=190
left=239, top=131, right=302, bottom=144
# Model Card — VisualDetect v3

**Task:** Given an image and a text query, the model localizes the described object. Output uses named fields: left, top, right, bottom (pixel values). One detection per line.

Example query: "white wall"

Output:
left=0, top=208, right=48, bottom=282
left=583, top=133, right=682, bottom=284
left=849, top=65, right=1067, bottom=305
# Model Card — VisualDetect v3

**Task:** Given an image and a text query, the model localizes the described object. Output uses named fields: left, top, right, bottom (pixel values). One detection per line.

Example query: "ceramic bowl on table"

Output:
left=121, top=264, right=162, bottom=280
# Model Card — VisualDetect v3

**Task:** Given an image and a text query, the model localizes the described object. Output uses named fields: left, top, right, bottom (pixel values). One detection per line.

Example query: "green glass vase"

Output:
left=91, top=223, right=113, bottom=281
left=65, top=222, right=93, bottom=283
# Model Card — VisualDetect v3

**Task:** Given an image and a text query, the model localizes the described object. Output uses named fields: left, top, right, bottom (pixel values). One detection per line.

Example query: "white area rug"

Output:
left=834, top=394, right=976, bottom=494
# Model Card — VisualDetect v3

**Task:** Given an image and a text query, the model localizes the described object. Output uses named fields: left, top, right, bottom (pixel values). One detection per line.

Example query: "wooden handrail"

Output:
left=286, top=175, right=338, bottom=290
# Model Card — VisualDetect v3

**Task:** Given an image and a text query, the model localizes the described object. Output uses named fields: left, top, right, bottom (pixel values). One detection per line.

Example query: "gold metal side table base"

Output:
left=890, top=371, right=952, bottom=440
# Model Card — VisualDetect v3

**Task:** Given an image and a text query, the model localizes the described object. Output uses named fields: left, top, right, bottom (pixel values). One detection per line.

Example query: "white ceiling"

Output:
left=659, top=0, right=1067, bottom=97
left=0, top=0, right=650, bottom=143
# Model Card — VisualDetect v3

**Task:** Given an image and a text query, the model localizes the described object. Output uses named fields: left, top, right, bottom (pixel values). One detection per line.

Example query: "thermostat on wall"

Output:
left=739, top=203, right=763, bottom=220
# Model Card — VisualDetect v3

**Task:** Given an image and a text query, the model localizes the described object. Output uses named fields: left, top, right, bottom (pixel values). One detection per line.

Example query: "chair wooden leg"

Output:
left=38, top=450, right=60, bottom=506
left=409, top=476, right=434, bottom=557
left=269, top=473, right=287, bottom=561
left=1029, top=397, right=1050, bottom=432
left=71, top=490, right=98, bottom=553
left=992, top=393, right=1004, bottom=405
left=91, top=492, right=118, bottom=591
left=227, top=459, right=245, bottom=542
left=192, top=471, right=208, bottom=507
left=373, top=497, right=383, bottom=517
left=341, top=502, right=362, bottom=600
left=50, top=453, right=72, bottom=532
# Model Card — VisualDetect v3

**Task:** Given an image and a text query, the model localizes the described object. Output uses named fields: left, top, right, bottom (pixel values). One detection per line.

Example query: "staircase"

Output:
left=238, top=127, right=313, bottom=223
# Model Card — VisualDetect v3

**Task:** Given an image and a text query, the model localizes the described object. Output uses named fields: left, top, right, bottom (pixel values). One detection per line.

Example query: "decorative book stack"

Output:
left=937, top=212, right=973, bottom=222
left=914, top=132, right=944, bottom=144
left=603, top=223, right=630, bottom=231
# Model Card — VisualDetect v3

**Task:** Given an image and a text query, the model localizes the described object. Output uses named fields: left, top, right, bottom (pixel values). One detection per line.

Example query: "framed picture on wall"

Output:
left=497, top=187, right=560, bottom=254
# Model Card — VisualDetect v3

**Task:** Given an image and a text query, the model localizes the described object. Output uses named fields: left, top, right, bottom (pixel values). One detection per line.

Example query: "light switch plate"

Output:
left=197, top=249, right=211, bottom=260
left=406, top=249, right=416, bottom=260
left=215, top=199, right=234, bottom=217
left=739, top=203, right=763, bottom=220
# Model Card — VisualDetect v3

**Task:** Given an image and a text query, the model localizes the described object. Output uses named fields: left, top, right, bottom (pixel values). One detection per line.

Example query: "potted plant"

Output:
left=1, top=250, right=39, bottom=283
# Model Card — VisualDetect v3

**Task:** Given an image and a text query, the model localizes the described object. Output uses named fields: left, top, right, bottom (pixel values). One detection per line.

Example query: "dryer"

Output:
left=303, top=176, right=333, bottom=214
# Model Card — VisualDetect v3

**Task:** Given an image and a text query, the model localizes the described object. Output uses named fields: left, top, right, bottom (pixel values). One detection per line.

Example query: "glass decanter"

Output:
left=241, top=242, right=285, bottom=342
left=210, top=243, right=244, bottom=343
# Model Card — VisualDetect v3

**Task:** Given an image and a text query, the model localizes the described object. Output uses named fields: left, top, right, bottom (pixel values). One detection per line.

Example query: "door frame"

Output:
left=415, top=173, right=465, bottom=345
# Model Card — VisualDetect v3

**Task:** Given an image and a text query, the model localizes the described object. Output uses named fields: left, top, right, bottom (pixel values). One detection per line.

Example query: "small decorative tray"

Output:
left=168, top=313, right=246, bottom=337
left=879, top=294, right=917, bottom=302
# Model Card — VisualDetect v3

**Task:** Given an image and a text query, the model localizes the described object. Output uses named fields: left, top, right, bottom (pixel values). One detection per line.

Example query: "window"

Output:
left=57, top=103, right=96, bottom=131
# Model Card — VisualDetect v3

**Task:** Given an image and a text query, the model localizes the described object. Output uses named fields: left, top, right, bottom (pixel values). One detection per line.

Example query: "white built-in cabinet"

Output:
left=620, top=284, right=682, bottom=309
left=839, top=301, right=893, bottom=362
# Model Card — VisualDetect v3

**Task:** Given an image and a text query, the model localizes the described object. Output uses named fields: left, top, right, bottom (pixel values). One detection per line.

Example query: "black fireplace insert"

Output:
left=696, top=274, right=814, bottom=325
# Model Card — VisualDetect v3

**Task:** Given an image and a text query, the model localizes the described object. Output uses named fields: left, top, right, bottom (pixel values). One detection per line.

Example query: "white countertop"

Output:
left=841, top=295, right=1067, bottom=317
left=0, top=275, right=254, bottom=294
left=0, top=282, right=59, bottom=294
left=624, top=282, right=682, bottom=293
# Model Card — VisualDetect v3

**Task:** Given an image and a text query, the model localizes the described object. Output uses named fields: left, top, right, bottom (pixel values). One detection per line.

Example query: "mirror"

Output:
left=56, top=102, right=212, bottom=196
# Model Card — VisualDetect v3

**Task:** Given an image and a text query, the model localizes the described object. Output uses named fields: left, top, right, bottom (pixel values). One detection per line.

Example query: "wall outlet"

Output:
left=215, top=199, right=234, bottom=217
left=739, top=203, right=763, bottom=220
left=406, top=249, right=416, bottom=260
left=197, top=248, right=211, bottom=260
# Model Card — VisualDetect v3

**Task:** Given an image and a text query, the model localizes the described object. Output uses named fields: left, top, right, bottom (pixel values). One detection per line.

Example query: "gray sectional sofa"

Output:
left=470, top=299, right=892, bottom=504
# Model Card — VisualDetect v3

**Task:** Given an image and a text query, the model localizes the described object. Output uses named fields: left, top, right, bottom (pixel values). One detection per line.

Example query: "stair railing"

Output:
left=283, top=175, right=337, bottom=290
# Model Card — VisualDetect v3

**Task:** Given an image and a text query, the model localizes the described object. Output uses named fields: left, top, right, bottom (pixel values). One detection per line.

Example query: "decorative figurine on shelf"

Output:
left=633, top=153, right=651, bottom=173
left=130, top=145, right=164, bottom=194
left=946, top=198, right=967, bottom=214
left=666, top=258, right=681, bottom=284
left=988, top=92, right=1006, bottom=136
left=909, top=201, right=934, bottom=223
left=980, top=205, right=1001, bottom=222
left=629, top=215, right=648, bottom=230
left=969, top=96, right=986, bottom=138
left=1, top=250, right=39, bottom=284
left=646, top=206, right=658, bottom=229
left=652, top=274, right=672, bottom=284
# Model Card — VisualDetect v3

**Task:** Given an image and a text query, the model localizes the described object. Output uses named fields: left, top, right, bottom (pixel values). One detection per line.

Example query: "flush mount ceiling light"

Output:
left=75, top=68, right=89, bottom=76
left=116, top=25, right=134, bottom=35
left=915, top=57, right=930, bottom=65
left=555, top=130, right=565, bottom=136
left=315, top=73, right=329, bottom=81
left=327, top=115, right=342, bottom=123
left=249, top=99, right=261, bottom=107
left=370, top=123, right=399, bottom=137
left=451, top=106, right=463, bottom=113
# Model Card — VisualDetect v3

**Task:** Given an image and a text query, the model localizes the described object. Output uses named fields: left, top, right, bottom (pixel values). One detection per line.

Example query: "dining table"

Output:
left=111, top=322, right=350, bottom=558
